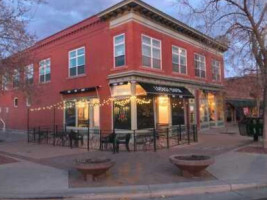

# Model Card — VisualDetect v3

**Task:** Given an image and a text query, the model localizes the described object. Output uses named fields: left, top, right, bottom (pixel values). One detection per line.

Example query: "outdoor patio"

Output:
left=0, top=125, right=253, bottom=189
left=26, top=125, right=198, bottom=152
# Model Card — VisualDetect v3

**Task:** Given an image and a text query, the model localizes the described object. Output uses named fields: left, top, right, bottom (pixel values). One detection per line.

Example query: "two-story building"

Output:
left=0, top=0, right=228, bottom=132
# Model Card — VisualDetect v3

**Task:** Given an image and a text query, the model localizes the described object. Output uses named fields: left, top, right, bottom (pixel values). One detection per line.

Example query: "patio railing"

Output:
left=27, top=124, right=198, bottom=152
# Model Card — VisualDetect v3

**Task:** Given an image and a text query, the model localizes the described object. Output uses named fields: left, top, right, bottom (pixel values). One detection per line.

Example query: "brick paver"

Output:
left=0, top=126, right=253, bottom=188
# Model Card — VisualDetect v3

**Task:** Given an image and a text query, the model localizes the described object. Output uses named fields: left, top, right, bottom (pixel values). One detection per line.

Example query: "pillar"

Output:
left=131, top=82, right=137, bottom=130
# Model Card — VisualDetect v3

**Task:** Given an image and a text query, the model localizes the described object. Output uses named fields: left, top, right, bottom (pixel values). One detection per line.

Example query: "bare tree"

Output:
left=0, top=0, right=43, bottom=97
left=175, top=0, right=267, bottom=147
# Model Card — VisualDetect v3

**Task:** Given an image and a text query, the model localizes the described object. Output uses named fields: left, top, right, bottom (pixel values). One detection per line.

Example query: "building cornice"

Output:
left=98, top=0, right=228, bottom=53
left=31, top=16, right=102, bottom=50
left=108, top=70, right=224, bottom=91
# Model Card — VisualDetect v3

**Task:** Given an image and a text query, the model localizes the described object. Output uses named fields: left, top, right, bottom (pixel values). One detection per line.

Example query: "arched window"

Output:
left=14, top=98, right=18, bottom=107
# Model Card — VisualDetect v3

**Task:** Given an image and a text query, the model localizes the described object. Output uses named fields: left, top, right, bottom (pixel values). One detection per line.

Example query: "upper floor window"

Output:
left=194, top=54, right=206, bottom=78
left=142, top=35, right=161, bottom=69
left=13, top=69, right=20, bottom=88
left=39, top=58, right=51, bottom=83
left=212, top=60, right=221, bottom=81
left=25, top=64, right=34, bottom=84
left=26, top=97, right=32, bottom=107
left=172, top=46, right=187, bottom=74
left=69, top=47, right=85, bottom=77
left=114, top=34, right=125, bottom=67
left=1, top=74, right=9, bottom=91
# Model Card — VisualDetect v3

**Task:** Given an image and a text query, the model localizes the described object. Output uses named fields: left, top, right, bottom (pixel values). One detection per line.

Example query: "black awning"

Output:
left=226, top=99, right=257, bottom=108
left=60, top=86, right=100, bottom=95
left=138, top=82, right=194, bottom=98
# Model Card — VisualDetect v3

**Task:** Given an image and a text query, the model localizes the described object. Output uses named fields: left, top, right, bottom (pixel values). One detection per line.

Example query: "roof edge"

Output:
left=98, top=0, right=228, bottom=52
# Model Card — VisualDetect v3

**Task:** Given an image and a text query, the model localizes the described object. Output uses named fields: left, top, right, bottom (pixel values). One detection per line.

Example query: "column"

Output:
left=131, top=82, right=137, bottom=130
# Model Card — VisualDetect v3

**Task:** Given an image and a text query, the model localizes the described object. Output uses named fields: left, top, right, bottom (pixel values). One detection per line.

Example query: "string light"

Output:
left=29, top=96, right=158, bottom=112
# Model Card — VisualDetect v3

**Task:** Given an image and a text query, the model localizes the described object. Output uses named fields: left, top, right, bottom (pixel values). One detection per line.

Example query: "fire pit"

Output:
left=169, top=155, right=214, bottom=177
left=75, top=158, right=115, bottom=181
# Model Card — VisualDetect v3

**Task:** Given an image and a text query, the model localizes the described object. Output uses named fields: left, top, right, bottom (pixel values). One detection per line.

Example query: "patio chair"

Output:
left=100, top=132, right=117, bottom=153
left=116, top=133, right=131, bottom=152
left=134, top=132, right=154, bottom=151
left=69, top=130, right=84, bottom=148
left=53, top=130, right=69, bottom=146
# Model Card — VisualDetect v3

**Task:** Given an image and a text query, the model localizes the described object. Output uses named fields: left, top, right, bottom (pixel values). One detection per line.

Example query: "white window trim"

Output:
left=13, top=69, right=20, bottom=88
left=68, top=46, right=85, bottom=77
left=1, top=74, right=9, bottom=91
left=172, top=45, right=187, bottom=74
left=194, top=53, right=206, bottom=78
left=26, top=97, right=31, bottom=107
left=113, top=33, right=126, bottom=68
left=39, top=58, right=51, bottom=83
left=141, top=34, right=162, bottom=70
left=14, top=97, right=18, bottom=108
left=212, top=59, right=221, bottom=81
left=25, top=64, right=34, bottom=82
left=64, top=98, right=100, bottom=129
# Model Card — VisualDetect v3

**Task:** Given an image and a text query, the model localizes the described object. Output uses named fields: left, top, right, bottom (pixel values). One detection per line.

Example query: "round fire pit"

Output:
left=75, top=157, right=115, bottom=181
left=169, top=155, right=214, bottom=177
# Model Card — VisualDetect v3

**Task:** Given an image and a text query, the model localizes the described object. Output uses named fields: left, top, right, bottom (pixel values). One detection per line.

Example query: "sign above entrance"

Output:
left=138, top=82, right=194, bottom=98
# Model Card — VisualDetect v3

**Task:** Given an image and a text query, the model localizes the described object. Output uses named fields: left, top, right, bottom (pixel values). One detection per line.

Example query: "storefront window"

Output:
left=65, top=101, right=76, bottom=127
left=208, top=93, right=216, bottom=121
left=65, top=99, right=100, bottom=128
left=91, top=99, right=100, bottom=127
left=171, top=98, right=185, bottom=125
left=113, top=98, right=131, bottom=130
left=137, top=96, right=154, bottom=129
left=77, top=101, right=89, bottom=127
left=199, top=92, right=209, bottom=123
left=189, top=98, right=196, bottom=124
left=217, top=95, right=224, bottom=121
left=157, top=96, right=170, bottom=125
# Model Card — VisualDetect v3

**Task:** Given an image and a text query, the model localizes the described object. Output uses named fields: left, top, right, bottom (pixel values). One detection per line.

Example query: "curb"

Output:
left=1, top=180, right=267, bottom=199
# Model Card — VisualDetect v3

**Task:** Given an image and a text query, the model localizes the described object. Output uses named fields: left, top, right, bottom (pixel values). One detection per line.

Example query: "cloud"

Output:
left=26, top=0, right=178, bottom=40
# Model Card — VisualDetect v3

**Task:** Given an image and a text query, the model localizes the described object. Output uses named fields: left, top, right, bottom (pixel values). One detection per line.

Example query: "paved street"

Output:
left=135, top=188, right=267, bottom=200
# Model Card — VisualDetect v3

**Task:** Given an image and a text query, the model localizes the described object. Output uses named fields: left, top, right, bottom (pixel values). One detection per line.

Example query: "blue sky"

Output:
left=27, top=0, right=178, bottom=40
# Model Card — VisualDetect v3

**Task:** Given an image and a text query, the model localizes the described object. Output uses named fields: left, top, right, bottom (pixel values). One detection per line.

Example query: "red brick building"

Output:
left=0, top=0, right=227, bottom=132
left=225, top=74, right=263, bottom=123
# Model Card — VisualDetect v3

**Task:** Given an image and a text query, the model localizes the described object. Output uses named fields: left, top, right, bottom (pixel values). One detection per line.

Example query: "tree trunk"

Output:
left=263, top=81, right=267, bottom=148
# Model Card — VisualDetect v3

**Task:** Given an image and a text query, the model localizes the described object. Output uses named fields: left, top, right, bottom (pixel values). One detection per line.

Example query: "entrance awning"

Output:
left=60, top=86, right=100, bottom=95
left=226, top=99, right=256, bottom=107
left=138, top=82, right=194, bottom=98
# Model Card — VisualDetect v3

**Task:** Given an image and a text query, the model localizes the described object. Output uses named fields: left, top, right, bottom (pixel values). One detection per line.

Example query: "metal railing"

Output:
left=27, top=124, right=198, bottom=152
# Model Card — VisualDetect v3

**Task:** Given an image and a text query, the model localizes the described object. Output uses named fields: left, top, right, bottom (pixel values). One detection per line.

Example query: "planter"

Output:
left=75, top=158, right=115, bottom=181
left=169, top=155, right=214, bottom=177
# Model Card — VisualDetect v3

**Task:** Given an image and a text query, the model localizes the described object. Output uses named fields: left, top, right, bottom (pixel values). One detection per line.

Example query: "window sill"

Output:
left=194, top=76, right=207, bottom=81
left=67, top=74, right=87, bottom=80
left=140, top=66, right=164, bottom=72
left=39, top=81, right=51, bottom=85
left=172, top=72, right=189, bottom=77
left=110, top=66, right=129, bottom=71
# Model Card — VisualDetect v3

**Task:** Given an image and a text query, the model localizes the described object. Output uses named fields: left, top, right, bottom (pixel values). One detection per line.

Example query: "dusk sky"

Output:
left=27, top=0, right=178, bottom=40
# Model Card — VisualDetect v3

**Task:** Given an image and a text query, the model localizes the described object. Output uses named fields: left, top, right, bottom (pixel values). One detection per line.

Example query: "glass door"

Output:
left=156, top=96, right=170, bottom=127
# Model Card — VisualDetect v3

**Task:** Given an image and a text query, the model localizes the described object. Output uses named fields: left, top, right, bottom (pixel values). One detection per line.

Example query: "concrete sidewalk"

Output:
left=1, top=178, right=267, bottom=199
left=1, top=149, right=267, bottom=199
left=0, top=159, right=68, bottom=194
